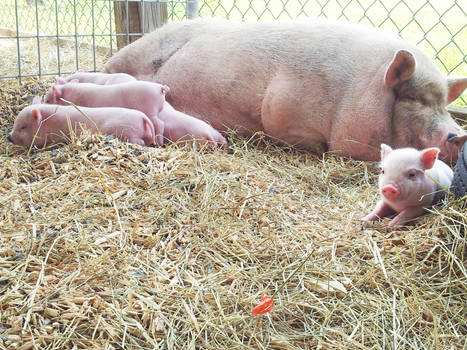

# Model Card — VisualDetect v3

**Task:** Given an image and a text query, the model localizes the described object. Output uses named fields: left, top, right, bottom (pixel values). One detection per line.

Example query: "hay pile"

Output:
left=0, top=79, right=466, bottom=349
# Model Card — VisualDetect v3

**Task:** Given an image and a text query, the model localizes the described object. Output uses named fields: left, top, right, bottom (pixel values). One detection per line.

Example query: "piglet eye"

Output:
left=408, top=171, right=417, bottom=179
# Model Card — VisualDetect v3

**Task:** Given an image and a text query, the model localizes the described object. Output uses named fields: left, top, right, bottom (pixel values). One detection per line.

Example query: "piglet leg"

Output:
left=388, top=206, right=426, bottom=226
left=361, top=200, right=395, bottom=222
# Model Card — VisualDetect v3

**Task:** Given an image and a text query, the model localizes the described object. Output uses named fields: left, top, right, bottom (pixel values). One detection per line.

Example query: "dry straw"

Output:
left=0, top=48, right=466, bottom=349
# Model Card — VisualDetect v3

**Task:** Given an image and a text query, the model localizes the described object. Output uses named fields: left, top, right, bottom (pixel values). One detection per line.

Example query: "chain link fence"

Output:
left=0, top=0, right=465, bottom=104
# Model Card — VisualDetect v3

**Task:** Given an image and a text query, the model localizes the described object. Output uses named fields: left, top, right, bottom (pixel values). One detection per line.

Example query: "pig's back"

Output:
left=149, top=20, right=409, bottom=129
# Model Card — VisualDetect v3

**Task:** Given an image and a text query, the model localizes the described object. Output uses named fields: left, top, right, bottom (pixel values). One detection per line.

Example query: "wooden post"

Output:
left=114, top=1, right=168, bottom=50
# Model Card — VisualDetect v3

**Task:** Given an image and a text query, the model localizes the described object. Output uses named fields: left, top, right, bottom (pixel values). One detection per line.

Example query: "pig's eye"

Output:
left=407, top=170, right=417, bottom=179
left=20, top=126, right=26, bottom=130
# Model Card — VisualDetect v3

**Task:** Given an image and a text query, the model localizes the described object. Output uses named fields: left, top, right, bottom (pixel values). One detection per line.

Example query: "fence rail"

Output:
left=0, top=0, right=465, bottom=104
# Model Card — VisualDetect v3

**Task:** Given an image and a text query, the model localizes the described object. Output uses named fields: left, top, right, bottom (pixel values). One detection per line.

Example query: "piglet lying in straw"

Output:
left=46, top=80, right=167, bottom=146
left=361, top=144, right=454, bottom=226
left=50, top=72, right=227, bottom=147
left=7, top=96, right=155, bottom=148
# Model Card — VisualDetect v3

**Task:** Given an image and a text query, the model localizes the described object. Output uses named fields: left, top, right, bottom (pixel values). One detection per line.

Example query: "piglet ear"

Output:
left=421, top=147, right=439, bottom=169
left=52, top=85, right=62, bottom=99
left=31, top=109, right=42, bottom=125
left=56, top=77, right=67, bottom=85
left=385, top=50, right=416, bottom=88
left=162, top=85, right=170, bottom=95
left=69, top=78, right=79, bottom=83
left=380, top=144, right=393, bottom=160
left=447, top=76, right=467, bottom=104
left=32, top=95, right=41, bottom=105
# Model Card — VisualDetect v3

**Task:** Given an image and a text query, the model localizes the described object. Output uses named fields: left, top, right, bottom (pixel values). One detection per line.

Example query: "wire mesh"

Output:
left=0, top=0, right=465, bottom=104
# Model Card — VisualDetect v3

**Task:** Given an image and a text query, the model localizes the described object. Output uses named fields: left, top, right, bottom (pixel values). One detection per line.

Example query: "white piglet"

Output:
left=362, top=144, right=453, bottom=226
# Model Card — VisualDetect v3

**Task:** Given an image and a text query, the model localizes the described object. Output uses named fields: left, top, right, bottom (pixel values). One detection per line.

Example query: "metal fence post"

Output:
left=186, top=0, right=198, bottom=19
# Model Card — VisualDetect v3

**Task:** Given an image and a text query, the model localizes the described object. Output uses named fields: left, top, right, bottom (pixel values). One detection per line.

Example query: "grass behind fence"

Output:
left=0, top=0, right=466, bottom=104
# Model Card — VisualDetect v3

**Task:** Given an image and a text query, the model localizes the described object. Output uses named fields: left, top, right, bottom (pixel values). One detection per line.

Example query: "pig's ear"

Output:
left=52, top=85, right=62, bottom=99
left=69, top=78, right=79, bottom=83
left=385, top=50, right=416, bottom=88
left=380, top=143, right=393, bottom=160
left=420, top=147, right=439, bottom=169
left=56, top=77, right=67, bottom=85
left=32, top=96, right=41, bottom=105
left=447, top=76, right=467, bottom=104
left=31, top=109, right=42, bottom=125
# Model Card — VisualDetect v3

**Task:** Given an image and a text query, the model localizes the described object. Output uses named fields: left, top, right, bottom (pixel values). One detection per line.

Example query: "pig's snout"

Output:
left=447, top=133, right=457, bottom=142
left=441, top=133, right=467, bottom=162
left=381, top=184, right=400, bottom=202
left=7, top=134, right=13, bottom=143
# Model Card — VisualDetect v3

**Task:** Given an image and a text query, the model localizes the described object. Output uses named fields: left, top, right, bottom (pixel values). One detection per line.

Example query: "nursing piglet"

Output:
left=159, top=102, right=226, bottom=146
left=7, top=97, right=155, bottom=147
left=47, top=81, right=227, bottom=146
left=56, top=71, right=136, bottom=85
left=46, top=81, right=166, bottom=145
left=362, top=144, right=453, bottom=226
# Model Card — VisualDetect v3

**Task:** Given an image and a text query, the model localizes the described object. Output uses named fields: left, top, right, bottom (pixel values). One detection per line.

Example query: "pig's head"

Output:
left=378, top=144, right=439, bottom=207
left=8, top=97, right=46, bottom=147
left=385, top=49, right=467, bottom=163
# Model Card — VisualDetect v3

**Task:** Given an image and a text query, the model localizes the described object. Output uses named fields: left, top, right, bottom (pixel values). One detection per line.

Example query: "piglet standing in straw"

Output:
left=362, top=144, right=454, bottom=226
left=7, top=96, right=155, bottom=147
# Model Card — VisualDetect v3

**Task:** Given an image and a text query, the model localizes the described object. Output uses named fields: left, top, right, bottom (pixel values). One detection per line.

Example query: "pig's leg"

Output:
left=361, top=200, right=396, bottom=222
left=146, top=115, right=165, bottom=146
left=261, top=71, right=328, bottom=153
left=388, top=207, right=426, bottom=227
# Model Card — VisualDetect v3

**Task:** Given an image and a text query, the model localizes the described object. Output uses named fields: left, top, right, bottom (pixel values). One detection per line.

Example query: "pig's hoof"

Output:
left=451, top=142, right=467, bottom=199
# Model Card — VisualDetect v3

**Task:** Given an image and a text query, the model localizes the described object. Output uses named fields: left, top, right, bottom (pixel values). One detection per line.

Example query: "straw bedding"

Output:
left=0, top=77, right=466, bottom=348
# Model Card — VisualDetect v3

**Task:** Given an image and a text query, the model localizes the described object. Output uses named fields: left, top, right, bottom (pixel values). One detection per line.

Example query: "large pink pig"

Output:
left=56, top=71, right=136, bottom=85
left=8, top=97, right=155, bottom=147
left=46, top=81, right=167, bottom=145
left=105, top=18, right=467, bottom=161
left=362, top=144, right=453, bottom=226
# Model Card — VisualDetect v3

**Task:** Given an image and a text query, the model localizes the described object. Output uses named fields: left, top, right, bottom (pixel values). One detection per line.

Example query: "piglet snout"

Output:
left=381, top=184, right=400, bottom=201
left=7, top=135, right=13, bottom=143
